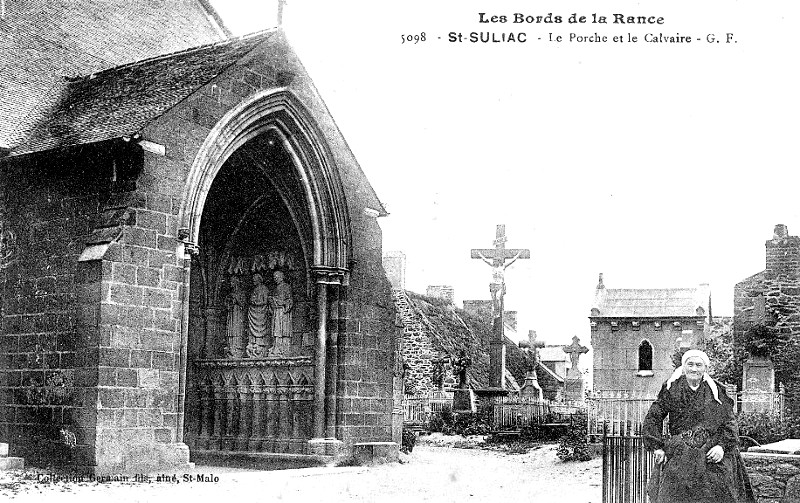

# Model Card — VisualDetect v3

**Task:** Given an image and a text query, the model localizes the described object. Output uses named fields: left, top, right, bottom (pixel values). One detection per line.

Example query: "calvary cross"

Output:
left=470, top=224, right=530, bottom=390
left=471, top=224, right=530, bottom=314
left=470, top=224, right=531, bottom=267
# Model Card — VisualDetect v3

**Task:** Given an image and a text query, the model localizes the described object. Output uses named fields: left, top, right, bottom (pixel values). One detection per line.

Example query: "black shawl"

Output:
left=642, top=375, right=755, bottom=503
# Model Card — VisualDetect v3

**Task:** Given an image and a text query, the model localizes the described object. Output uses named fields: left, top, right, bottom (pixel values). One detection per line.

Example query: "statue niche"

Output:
left=220, top=251, right=302, bottom=359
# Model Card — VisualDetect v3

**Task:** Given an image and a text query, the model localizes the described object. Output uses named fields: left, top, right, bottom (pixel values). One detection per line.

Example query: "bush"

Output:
left=401, top=425, right=417, bottom=454
left=426, top=409, right=455, bottom=434
left=426, top=408, right=492, bottom=437
left=451, top=411, right=491, bottom=436
left=556, top=412, right=592, bottom=462
left=737, top=411, right=788, bottom=445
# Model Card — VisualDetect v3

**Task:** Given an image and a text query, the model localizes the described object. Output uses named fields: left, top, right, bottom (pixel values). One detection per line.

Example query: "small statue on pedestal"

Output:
left=452, top=351, right=471, bottom=389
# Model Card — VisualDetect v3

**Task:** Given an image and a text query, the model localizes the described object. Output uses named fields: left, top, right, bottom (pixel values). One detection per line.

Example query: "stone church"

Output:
left=590, top=274, right=711, bottom=398
left=0, top=1, right=399, bottom=474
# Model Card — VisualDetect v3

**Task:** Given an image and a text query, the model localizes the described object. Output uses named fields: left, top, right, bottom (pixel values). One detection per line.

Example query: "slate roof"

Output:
left=11, top=30, right=276, bottom=156
left=537, top=361, right=564, bottom=384
left=0, top=0, right=228, bottom=149
left=591, top=285, right=710, bottom=318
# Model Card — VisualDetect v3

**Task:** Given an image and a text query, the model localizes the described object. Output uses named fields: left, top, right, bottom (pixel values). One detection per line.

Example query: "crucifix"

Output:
left=471, top=224, right=530, bottom=389
left=471, top=225, right=530, bottom=316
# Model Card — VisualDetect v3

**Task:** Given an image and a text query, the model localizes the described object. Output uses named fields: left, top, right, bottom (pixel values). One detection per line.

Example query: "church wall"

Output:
left=591, top=318, right=703, bottom=397
left=335, top=214, right=397, bottom=446
left=133, top=38, right=397, bottom=455
left=87, top=185, right=189, bottom=473
left=0, top=149, right=120, bottom=469
left=1, top=34, right=398, bottom=472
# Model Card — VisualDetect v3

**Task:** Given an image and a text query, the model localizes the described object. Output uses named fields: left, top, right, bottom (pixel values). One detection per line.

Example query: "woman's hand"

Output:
left=706, top=445, right=724, bottom=463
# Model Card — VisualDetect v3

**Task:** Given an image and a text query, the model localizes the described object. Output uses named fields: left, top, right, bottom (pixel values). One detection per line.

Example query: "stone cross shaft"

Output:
left=470, top=224, right=530, bottom=390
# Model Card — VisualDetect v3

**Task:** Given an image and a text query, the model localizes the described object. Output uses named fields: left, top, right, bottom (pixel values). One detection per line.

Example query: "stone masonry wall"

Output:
left=88, top=172, right=188, bottom=473
left=0, top=147, right=124, bottom=469
left=742, top=452, right=800, bottom=503
left=591, top=318, right=703, bottom=397
left=138, top=33, right=398, bottom=454
left=734, top=232, right=800, bottom=349
left=392, top=290, right=454, bottom=397
left=335, top=213, right=397, bottom=448
left=733, top=226, right=800, bottom=423
left=1, top=32, right=399, bottom=470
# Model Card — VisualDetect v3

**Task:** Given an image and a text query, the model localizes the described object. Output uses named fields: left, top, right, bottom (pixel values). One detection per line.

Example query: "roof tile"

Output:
left=591, top=285, right=710, bottom=318
left=12, top=31, right=275, bottom=156
left=0, top=0, right=227, bottom=148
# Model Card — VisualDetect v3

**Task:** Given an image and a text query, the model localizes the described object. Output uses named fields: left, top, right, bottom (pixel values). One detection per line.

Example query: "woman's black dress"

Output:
left=642, top=375, right=755, bottom=503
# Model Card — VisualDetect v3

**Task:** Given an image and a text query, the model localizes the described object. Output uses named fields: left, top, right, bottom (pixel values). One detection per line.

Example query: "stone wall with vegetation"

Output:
left=733, top=225, right=800, bottom=433
left=392, top=290, right=453, bottom=396
left=743, top=452, right=800, bottom=503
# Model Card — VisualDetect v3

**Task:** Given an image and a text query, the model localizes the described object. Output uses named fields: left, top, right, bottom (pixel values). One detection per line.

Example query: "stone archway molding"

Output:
left=177, top=88, right=352, bottom=447
left=179, top=88, right=351, bottom=277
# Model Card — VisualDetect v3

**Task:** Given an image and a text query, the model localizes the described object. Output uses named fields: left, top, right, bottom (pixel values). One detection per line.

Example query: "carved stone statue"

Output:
left=452, top=351, right=471, bottom=389
left=475, top=248, right=523, bottom=315
left=246, top=273, right=270, bottom=357
left=432, top=358, right=445, bottom=390
left=224, top=276, right=246, bottom=358
left=268, top=270, right=293, bottom=356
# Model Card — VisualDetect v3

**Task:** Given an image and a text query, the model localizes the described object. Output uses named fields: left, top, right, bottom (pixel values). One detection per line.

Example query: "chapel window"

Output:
left=638, top=340, right=653, bottom=371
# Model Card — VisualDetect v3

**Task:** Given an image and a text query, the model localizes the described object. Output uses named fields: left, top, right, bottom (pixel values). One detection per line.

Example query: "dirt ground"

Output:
left=0, top=435, right=601, bottom=502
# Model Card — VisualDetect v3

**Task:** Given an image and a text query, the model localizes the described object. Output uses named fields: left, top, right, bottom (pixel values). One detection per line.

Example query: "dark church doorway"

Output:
left=184, top=128, right=318, bottom=455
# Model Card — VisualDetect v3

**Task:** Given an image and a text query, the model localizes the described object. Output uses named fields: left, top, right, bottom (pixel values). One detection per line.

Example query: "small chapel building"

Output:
left=0, top=2, right=399, bottom=474
left=590, top=274, right=711, bottom=398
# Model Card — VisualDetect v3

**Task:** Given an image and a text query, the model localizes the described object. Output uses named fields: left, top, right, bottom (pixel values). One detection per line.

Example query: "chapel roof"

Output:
left=591, top=284, right=711, bottom=319
left=11, top=30, right=276, bottom=156
left=0, top=0, right=228, bottom=150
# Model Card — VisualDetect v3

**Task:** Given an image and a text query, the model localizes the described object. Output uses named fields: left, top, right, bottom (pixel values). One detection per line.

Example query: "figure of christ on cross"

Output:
left=470, top=224, right=530, bottom=317
left=471, top=225, right=530, bottom=390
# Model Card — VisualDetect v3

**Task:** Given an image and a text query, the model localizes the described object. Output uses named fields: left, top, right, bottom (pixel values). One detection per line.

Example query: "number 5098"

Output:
left=401, top=33, right=426, bottom=44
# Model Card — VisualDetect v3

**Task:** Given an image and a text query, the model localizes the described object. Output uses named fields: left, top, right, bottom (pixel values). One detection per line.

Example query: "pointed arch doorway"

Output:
left=178, top=91, right=351, bottom=456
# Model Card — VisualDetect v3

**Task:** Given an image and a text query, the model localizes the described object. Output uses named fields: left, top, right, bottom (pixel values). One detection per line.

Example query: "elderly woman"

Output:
left=642, top=349, right=755, bottom=503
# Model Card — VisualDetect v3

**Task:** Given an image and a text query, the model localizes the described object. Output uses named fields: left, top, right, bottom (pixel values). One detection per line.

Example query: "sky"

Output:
left=209, top=1, right=800, bottom=358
